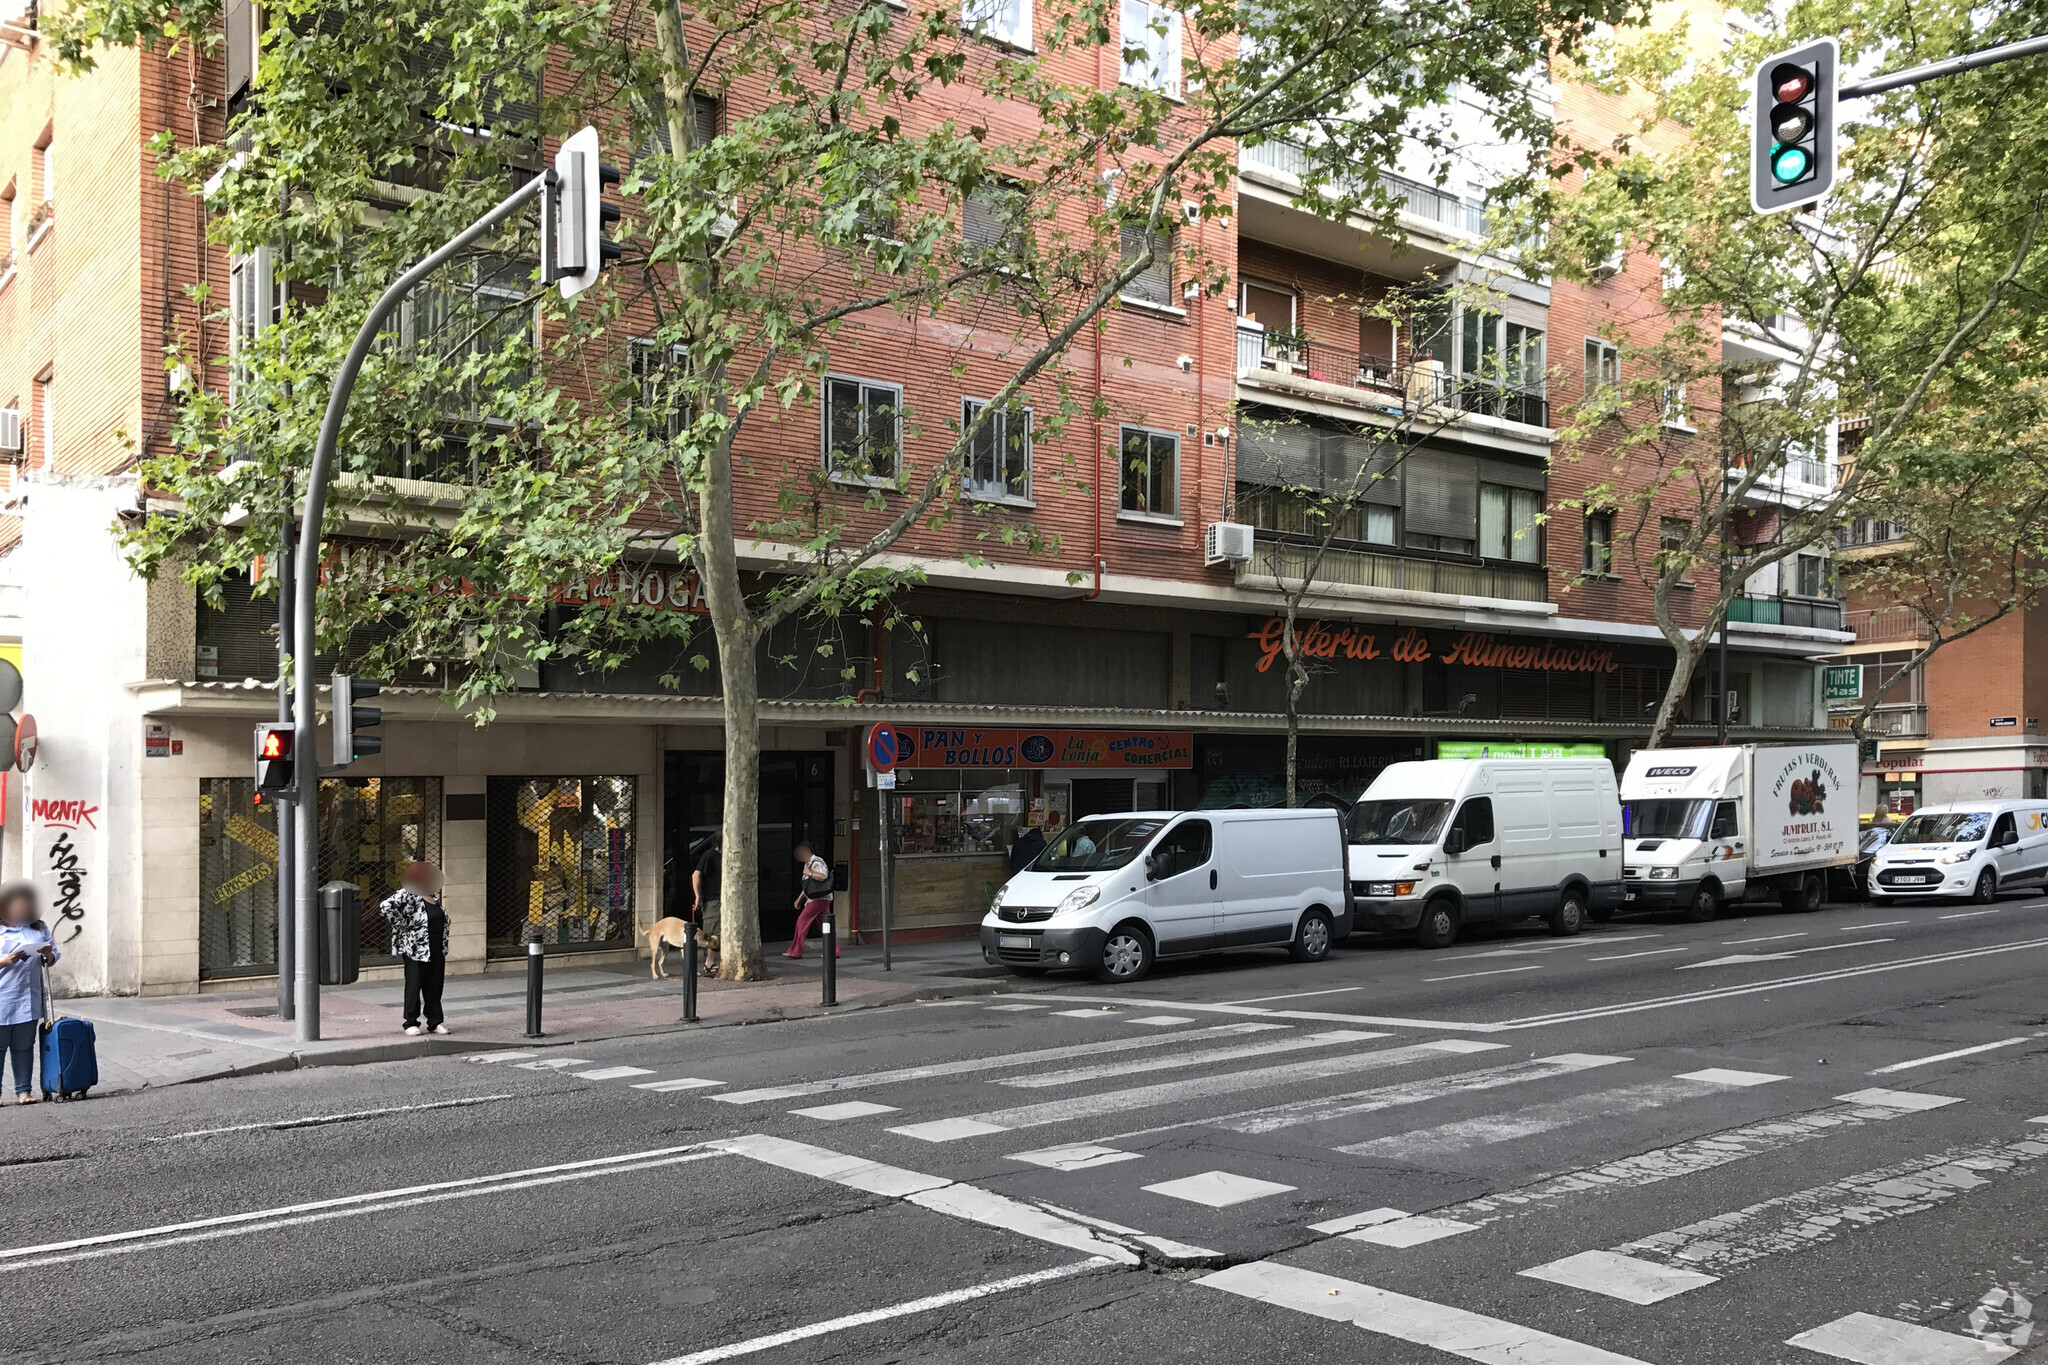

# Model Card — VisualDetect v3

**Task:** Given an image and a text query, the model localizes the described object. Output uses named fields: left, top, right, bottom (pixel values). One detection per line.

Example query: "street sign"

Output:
left=14, top=713, right=35, bottom=772
left=866, top=723, right=900, bottom=773
left=1823, top=664, right=1862, bottom=701
left=1991, top=716, right=2018, bottom=728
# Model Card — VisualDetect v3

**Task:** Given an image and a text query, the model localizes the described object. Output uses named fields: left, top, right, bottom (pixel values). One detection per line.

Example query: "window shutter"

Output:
left=964, top=186, right=1006, bottom=249
left=1322, top=433, right=1403, bottom=505
left=1236, top=421, right=1320, bottom=489
left=1119, top=224, right=1173, bottom=304
left=224, top=0, right=255, bottom=100
left=1402, top=452, right=1478, bottom=538
left=1475, top=455, right=1546, bottom=491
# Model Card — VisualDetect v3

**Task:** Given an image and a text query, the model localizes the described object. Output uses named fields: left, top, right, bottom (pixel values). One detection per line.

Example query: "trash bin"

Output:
left=319, top=881, right=362, bottom=986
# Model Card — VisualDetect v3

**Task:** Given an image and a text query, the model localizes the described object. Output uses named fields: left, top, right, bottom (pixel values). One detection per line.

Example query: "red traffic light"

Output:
left=259, top=728, right=292, bottom=760
left=1773, top=63, right=1813, bottom=102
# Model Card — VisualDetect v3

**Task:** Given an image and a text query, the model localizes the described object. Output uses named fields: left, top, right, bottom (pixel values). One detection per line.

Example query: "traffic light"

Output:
left=255, top=723, right=295, bottom=792
left=1752, top=38, right=1839, bottom=215
left=545, top=126, right=623, bottom=299
left=332, top=674, right=383, bottom=765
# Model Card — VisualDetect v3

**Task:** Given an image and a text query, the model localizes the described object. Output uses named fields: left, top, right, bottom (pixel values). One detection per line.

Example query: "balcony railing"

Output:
left=1845, top=605, right=1926, bottom=644
left=1829, top=705, right=1929, bottom=738
left=1727, top=593, right=1846, bottom=631
left=1238, top=140, right=1491, bottom=237
left=1236, top=323, right=1548, bottom=429
left=1245, top=536, right=1549, bottom=604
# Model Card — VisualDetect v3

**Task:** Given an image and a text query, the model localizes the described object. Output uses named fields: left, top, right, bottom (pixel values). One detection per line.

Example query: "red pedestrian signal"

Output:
left=255, top=724, right=295, bottom=791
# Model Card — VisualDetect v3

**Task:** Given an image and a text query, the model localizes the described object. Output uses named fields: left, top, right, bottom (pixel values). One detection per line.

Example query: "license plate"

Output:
left=998, top=935, right=1032, bottom=950
left=1896, top=874, right=1933, bottom=885
left=1624, top=891, right=1638, bottom=901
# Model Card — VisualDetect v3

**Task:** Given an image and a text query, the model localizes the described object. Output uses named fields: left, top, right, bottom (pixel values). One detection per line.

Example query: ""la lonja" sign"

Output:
left=1250, top=618, right=1619, bottom=676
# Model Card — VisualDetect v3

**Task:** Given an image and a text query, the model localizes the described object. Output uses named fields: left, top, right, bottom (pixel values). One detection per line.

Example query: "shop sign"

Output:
left=255, top=541, right=709, bottom=614
left=1868, top=752, right=1923, bottom=772
left=1249, top=620, right=1619, bottom=676
left=1436, top=741, right=1608, bottom=760
left=145, top=724, right=171, bottom=758
left=896, top=727, right=1193, bottom=770
left=1823, top=664, right=1862, bottom=701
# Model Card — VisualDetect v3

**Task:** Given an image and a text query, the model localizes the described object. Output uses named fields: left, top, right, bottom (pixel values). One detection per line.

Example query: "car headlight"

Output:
left=989, top=883, right=1009, bottom=912
left=1054, top=885, right=1101, bottom=917
left=1648, top=867, right=1679, bottom=880
left=1939, top=850, right=1978, bottom=864
left=1367, top=882, right=1419, bottom=897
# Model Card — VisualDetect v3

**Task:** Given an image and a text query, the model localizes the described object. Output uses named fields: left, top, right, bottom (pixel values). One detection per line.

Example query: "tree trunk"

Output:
left=716, top=636, right=766, bottom=980
left=1647, top=632, right=1708, bottom=749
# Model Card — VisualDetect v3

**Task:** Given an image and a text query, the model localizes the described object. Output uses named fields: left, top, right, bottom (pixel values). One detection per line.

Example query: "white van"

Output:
left=1868, top=800, right=2048, bottom=903
left=980, top=808, right=1350, bottom=983
left=1348, top=758, right=1623, bottom=949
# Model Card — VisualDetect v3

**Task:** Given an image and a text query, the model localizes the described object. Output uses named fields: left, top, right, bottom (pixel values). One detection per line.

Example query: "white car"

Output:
left=1868, top=801, right=2048, bottom=903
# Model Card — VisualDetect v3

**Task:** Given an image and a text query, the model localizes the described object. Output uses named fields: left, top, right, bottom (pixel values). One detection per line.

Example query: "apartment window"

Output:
left=823, top=376, right=902, bottom=481
left=1659, top=516, right=1692, bottom=581
left=227, top=248, right=274, bottom=402
left=1583, top=338, right=1619, bottom=394
left=1118, top=223, right=1175, bottom=306
left=36, top=133, right=52, bottom=207
left=963, top=397, right=1030, bottom=500
left=1119, top=0, right=1182, bottom=96
left=35, top=373, right=51, bottom=469
left=962, top=0, right=1033, bottom=48
left=963, top=179, right=1027, bottom=258
left=1359, top=503, right=1397, bottom=545
left=637, top=92, right=721, bottom=158
left=1478, top=483, right=1541, bottom=563
left=1794, top=552, right=1827, bottom=598
left=630, top=339, right=691, bottom=439
left=1118, top=424, right=1178, bottom=517
left=1582, top=510, right=1614, bottom=575
left=1661, top=381, right=1692, bottom=429
left=1238, top=280, right=1297, bottom=334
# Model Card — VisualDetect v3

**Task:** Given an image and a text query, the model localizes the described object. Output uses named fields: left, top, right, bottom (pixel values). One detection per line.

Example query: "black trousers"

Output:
left=404, top=957, right=446, bottom=1028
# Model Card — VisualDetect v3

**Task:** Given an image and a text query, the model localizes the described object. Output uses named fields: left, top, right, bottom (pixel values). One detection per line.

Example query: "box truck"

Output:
left=1619, top=743, right=1858, bottom=921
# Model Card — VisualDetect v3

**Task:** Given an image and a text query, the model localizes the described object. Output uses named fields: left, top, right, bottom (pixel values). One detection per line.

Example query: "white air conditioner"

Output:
left=1204, top=521, right=1255, bottom=566
left=0, top=408, right=22, bottom=459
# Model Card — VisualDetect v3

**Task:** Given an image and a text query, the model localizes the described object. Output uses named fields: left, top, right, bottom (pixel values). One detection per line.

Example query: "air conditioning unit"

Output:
left=0, top=408, right=22, bottom=460
left=1204, top=521, right=1255, bottom=566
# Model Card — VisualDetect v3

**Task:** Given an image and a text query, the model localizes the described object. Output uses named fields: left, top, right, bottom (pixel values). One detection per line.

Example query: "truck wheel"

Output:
left=1972, top=868, right=1999, bottom=905
left=1096, top=923, right=1155, bottom=983
left=1548, top=890, right=1587, bottom=937
left=1684, top=886, right=1720, bottom=923
left=1416, top=900, right=1460, bottom=950
left=1778, top=872, right=1824, bottom=913
left=1291, top=908, right=1335, bottom=962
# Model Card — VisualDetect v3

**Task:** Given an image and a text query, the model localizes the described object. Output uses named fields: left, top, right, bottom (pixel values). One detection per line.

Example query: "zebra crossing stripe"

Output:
left=1786, top=1312, right=2018, bottom=1364
left=1341, top=1074, right=1758, bottom=1160
left=1223, top=1053, right=1627, bottom=1139
left=575, top=1066, right=655, bottom=1081
left=1519, top=1250, right=1718, bottom=1304
left=1198, top=1261, right=1659, bottom=1365
left=997, top=1029, right=1385, bottom=1090
left=1615, top=1134, right=2048, bottom=1280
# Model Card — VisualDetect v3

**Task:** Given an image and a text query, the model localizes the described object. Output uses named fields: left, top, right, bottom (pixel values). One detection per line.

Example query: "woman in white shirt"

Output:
left=785, top=841, right=839, bottom=959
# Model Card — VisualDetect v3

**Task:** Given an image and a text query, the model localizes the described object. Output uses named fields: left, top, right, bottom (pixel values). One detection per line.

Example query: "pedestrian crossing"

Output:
left=466, top=1001, right=2048, bottom=1365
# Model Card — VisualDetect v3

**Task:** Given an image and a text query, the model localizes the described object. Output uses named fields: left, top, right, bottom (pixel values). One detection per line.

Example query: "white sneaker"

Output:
left=431, top=1024, right=451, bottom=1035
left=404, top=1025, right=421, bottom=1036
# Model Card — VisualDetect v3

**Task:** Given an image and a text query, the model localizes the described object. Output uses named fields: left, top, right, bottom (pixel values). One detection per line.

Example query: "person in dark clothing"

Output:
left=692, top=832, right=723, bottom=940
left=1009, top=825, right=1047, bottom=873
left=381, top=861, right=451, bottom=1036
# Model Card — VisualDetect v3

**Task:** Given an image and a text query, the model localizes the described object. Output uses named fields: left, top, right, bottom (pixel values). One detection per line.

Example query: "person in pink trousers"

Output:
left=785, top=840, right=839, bottom=958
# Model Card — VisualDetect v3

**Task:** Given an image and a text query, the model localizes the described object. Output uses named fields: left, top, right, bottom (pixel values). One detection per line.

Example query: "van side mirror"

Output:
left=1144, top=851, right=1164, bottom=881
left=1999, top=828, right=2020, bottom=847
left=1443, top=828, right=1468, bottom=856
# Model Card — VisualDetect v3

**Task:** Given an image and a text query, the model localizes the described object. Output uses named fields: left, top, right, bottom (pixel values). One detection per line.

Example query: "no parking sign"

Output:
left=865, top=723, right=899, bottom=786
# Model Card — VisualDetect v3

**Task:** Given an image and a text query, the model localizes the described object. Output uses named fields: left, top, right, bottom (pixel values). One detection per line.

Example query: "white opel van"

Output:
left=1868, top=800, right=2048, bottom=903
left=979, top=808, right=1350, bottom=983
left=1348, top=758, right=1623, bottom=949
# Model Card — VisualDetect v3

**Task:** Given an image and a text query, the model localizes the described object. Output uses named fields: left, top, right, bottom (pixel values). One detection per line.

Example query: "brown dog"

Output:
left=648, top=917, right=721, bottom=978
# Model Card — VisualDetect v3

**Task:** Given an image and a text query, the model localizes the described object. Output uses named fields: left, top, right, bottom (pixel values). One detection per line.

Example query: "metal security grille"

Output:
left=319, top=777, right=442, bottom=962
left=485, top=777, right=636, bottom=954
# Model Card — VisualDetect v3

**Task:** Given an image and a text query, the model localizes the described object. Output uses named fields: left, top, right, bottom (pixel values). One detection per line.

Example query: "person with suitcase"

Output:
left=0, top=882, right=57, bottom=1104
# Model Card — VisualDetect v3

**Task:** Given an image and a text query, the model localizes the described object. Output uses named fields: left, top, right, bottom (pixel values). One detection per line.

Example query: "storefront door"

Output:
left=665, top=751, right=834, bottom=946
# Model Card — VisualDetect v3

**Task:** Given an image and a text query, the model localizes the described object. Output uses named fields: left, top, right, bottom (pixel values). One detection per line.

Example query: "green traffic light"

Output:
left=1771, top=144, right=1811, bottom=184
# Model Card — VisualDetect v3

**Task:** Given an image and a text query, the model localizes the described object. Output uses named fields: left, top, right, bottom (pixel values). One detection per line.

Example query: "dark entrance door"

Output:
left=666, top=751, right=834, bottom=945
left=1071, top=778, right=1136, bottom=821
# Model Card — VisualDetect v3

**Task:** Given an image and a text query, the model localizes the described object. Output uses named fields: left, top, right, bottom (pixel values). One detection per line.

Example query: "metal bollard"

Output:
left=682, top=929, right=699, bottom=1023
left=524, top=927, right=544, bottom=1039
left=821, top=914, right=837, bottom=1007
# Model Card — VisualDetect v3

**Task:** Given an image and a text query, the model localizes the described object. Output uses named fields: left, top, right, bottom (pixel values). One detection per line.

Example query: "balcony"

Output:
left=1828, top=705, right=1928, bottom=738
left=1727, top=593, right=1846, bottom=631
left=1238, top=141, right=1491, bottom=237
left=1236, top=323, right=1548, bottom=430
left=1845, top=605, right=1927, bottom=644
left=1241, top=535, right=1548, bottom=604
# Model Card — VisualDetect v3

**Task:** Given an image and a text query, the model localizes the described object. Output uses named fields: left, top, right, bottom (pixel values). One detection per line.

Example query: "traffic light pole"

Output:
left=1838, top=32, right=2048, bottom=100
left=289, top=172, right=554, bottom=1043
left=275, top=516, right=296, bottom=1023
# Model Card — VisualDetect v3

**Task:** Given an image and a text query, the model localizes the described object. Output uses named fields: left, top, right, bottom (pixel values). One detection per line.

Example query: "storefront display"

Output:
left=485, top=776, right=636, bottom=952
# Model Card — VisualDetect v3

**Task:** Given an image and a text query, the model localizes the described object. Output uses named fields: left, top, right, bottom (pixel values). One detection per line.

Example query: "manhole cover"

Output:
left=227, top=1005, right=279, bottom=1018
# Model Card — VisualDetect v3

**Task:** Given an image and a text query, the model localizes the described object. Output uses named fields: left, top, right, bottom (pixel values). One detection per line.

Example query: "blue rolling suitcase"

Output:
left=39, top=964, right=96, bottom=1101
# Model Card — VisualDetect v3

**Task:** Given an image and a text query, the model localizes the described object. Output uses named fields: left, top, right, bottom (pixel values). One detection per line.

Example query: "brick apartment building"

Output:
left=0, top=1, right=1841, bottom=997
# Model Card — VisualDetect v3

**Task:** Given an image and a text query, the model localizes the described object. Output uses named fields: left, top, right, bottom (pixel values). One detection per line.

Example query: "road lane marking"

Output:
left=1520, top=1250, right=1718, bottom=1304
left=574, top=1066, right=655, bottom=1081
left=711, top=1021, right=1284, bottom=1104
left=1228, top=1053, right=1628, bottom=1139
left=148, top=1094, right=518, bottom=1141
left=1723, top=932, right=1807, bottom=945
left=1198, top=1261, right=1660, bottom=1365
left=1011, top=992, right=1504, bottom=1032
left=1837, top=920, right=1911, bottom=931
left=1835, top=1088, right=1965, bottom=1110
left=1341, top=1078, right=1733, bottom=1160
left=1310, top=1208, right=1411, bottom=1235
left=1344, top=1215, right=1478, bottom=1247
left=789, top=1101, right=899, bottom=1121
left=1424, top=965, right=1544, bottom=983
left=514, top=1057, right=594, bottom=1070
left=1220, top=986, right=1364, bottom=1005
left=983, top=1003, right=1047, bottom=1012
left=1054, top=1008, right=1120, bottom=1018
left=997, top=1029, right=1385, bottom=1090
left=896, top=1039, right=1504, bottom=1143
left=466, top=1050, right=539, bottom=1063
left=1679, top=939, right=1896, bottom=971
left=633, top=1078, right=726, bottom=1092
left=647, top=1259, right=1117, bottom=1365
left=1009, top=1144, right=1142, bottom=1172
left=1674, top=1068, right=1789, bottom=1086
left=1586, top=947, right=1690, bottom=962
left=1940, top=909, right=2002, bottom=920
left=1786, top=1311, right=2017, bottom=1365
left=1143, top=1171, right=1296, bottom=1207
left=0, top=1146, right=722, bottom=1270
left=1869, top=1036, right=2040, bottom=1074
left=1124, top=1014, right=1196, bottom=1026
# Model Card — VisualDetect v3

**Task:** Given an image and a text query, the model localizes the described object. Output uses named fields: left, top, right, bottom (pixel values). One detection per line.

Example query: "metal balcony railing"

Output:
left=1238, top=141, right=1491, bottom=237
left=1830, top=705, right=1929, bottom=738
left=1245, top=536, right=1549, bottom=603
left=1236, top=324, right=1548, bottom=429
left=1845, top=605, right=1926, bottom=644
left=1727, top=594, right=1846, bottom=630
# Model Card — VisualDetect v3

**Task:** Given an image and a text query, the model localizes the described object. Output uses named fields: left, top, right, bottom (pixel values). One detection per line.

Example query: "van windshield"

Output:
left=1037, top=818, right=1167, bottom=872
left=1892, top=811, right=1990, bottom=845
left=1349, top=799, right=1453, bottom=846
left=1626, top=799, right=1710, bottom=840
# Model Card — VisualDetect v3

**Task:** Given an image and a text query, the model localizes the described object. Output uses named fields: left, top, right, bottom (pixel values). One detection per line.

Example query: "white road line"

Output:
left=997, top=1029, right=1386, bottom=1090
left=1220, top=986, right=1363, bottom=1005
left=515, top=1057, right=594, bottom=1070
left=1144, top=1171, right=1296, bottom=1207
left=1870, top=1036, right=2039, bottom=1074
left=984, top=1003, right=1046, bottom=1012
left=1010, top=992, right=1504, bottom=1033
left=1618, top=1133, right=2048, bottom=1279
left=1424, top=965, right=1544, bottom=983
left=647, top=1259, right=1116, bottom=1365
left=633, top=1078, right=726, bottom=1093
left=1054, top=1008, right=1120, bottom=1018
left=466, top=1050, right=539, bottom=1063
left=789, top=1101, right=899, bottom=1121
left=1838, top=920, right=1912, bottom=931
left=1587, top=947, right=1690, bottom=962
left=1344, top=1215, right=1478, bottom=1247
left=1939, top=909, right=2003, bottom=920
left=1310, top=1208, right=1411, bottom=1235
left=897, top=1039, right=1504, bottom=1142
left=1786, top=1312, right=2018, bottom=1365
left=1679, top=939, right=1898, bottom=971
left=1199, top=1261, right=1659, bottom=1365
left=1225, top=1053, right=1627, bottom=1140
left=1520, top=1250, right=1718, bottom=1304
left=148, top=1094, right=517, bottom=1141
left=1835, top=1088, right=1965, bottom=1111
left=575, top=1066, right=655, bottom=1081
left=710, top=1021, right=1283, bottom=1104
left=1723, top=932, right=1808, bottom=945
left=1125, top=1014, right=1195, bottom=1026
left=0, top=1148, right=721, bottom=1271
left=1340, top=1078, right=1729, bottom=1160
left=1675, top=1068, right=1788, bottom=1086
left=1009, top=1144, right=1143, bottom=1172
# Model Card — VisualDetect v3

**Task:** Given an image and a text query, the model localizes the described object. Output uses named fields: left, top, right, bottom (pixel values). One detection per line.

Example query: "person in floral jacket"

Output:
left=380, top=862, right=451, bottom=1036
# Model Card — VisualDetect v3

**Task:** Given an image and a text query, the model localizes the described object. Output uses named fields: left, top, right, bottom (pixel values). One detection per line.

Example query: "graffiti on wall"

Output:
left=31, top=798, right=97, bottom=944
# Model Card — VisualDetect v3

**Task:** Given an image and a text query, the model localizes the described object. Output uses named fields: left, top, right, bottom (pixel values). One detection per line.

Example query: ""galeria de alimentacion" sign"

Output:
left=1249, top=618, right=1620, bottom=676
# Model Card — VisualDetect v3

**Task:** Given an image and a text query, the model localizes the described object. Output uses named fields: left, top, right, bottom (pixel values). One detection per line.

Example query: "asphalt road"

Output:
left=8, top=892, right=2048, bottom=1365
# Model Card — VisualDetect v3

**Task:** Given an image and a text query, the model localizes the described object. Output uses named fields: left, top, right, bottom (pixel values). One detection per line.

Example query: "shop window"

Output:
left=1119, top=424, right=1178, bottom=517
left=894, top=776, right=1026, bottom=856
left=485, top=776, right=637, bottom=951
left=963, top=397, right=1031, bottom=500
left=320, top=777, right=443, bottom=960
left=822, top=375, right=901, bottom=482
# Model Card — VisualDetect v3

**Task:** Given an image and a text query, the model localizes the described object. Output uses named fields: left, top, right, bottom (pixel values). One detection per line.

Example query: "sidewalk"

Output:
left=59, top=938, right=1012, bottom=1097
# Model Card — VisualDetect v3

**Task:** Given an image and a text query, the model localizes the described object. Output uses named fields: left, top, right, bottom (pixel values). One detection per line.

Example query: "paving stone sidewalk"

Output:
left=55, top=938, right=1010, bottom=1096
